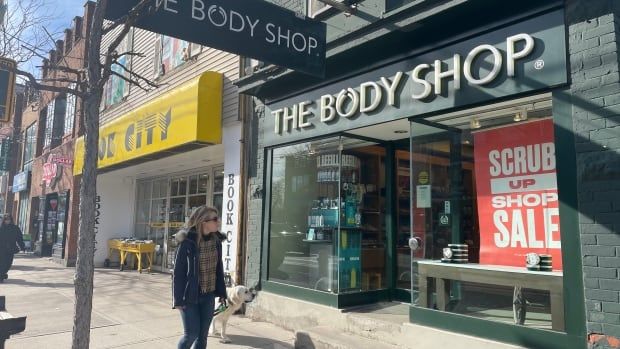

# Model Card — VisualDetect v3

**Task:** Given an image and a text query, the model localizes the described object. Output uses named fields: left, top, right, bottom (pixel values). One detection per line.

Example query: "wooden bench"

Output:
left=0, top=296, right=26, bottom=349
left=417, top=261, right=564, bottom=331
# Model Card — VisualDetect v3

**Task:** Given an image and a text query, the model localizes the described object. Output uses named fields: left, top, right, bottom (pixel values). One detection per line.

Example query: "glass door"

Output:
left=150, top=179, right=169, bottom=270
left=408, top=122, right=463, bottom=304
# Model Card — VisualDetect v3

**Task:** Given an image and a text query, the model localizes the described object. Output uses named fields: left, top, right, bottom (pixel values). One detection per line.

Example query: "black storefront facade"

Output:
left=238, top=1, right=620, bottom=348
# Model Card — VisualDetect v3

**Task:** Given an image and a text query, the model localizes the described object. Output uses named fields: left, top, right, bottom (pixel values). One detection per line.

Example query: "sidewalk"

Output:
left=2, top=255, right=294, bottom=349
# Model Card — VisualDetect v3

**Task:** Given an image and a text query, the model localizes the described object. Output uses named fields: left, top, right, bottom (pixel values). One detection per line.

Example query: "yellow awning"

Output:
left=74, top=72, right=223, bottom=175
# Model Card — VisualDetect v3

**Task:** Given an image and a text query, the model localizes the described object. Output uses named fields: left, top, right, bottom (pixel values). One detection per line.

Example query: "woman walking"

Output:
left=172, top=206, right=227, bottom=349
left=0, top=214, right=25, bottom=282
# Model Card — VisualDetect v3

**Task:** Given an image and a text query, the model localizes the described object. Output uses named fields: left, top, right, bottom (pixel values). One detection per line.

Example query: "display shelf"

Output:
left=303, top=239, right=333, bottom=243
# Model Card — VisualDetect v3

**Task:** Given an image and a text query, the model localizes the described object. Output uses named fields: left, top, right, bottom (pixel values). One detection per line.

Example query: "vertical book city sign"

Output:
left=105, top=0, right=327, bottom=77
left=0, top=57, right=16, bottom=122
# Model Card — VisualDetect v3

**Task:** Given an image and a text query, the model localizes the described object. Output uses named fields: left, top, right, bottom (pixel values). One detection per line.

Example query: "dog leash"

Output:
left=214, top=299, right=228, bottom=316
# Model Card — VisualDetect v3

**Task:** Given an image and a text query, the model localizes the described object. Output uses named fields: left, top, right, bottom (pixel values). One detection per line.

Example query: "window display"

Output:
left=410, top=107, right=565, bottom=332
left=268, top=137, right=387, bottom=293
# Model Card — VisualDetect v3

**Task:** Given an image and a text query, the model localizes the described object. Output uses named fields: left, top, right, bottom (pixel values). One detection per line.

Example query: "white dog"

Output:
left=210, top=285, right=256, bottom=343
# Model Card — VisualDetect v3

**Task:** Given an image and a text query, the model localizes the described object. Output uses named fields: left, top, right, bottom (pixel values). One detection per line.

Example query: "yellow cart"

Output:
left=108, top=239, right=156, bottom=273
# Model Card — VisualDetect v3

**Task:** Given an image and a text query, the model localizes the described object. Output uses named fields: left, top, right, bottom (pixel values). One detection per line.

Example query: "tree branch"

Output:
left=100, top=0, right=154, bottom=89
left=101, top=0, right=156, bottom=35
left=16, top=68, right=83, bottom=97
left=111, top=59, right=159, bottom=90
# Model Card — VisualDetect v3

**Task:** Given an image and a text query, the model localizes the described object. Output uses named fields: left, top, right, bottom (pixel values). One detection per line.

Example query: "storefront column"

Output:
left=566, top=0, right=620, bottom=346
left=245, top=101, right=266, bottom=288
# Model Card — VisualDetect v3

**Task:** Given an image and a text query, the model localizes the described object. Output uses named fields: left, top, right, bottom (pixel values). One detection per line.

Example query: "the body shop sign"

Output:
left=474, top=119, right=562, bottom=269
left=105, top=0, right=326, bottom=77
left=264, top=10, right=567, bottom=146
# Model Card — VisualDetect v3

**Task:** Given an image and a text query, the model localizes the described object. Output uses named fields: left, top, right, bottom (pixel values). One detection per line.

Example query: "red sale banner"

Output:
left=474, top=119, right=562, bottom=270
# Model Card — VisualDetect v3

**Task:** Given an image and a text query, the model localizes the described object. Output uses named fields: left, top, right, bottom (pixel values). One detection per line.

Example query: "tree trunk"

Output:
left=71, top=91, right=101, bottom=349
left=71, top=1, right=106, bottom=347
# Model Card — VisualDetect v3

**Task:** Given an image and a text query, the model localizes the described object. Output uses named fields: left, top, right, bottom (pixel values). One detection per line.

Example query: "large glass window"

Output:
left=103, top=29, right=133, bottom=108
left=411, top=104, right=565, bottom=332
left=43, top=100, right=55, bottom=148
left=64, top=83, right=77, bottom=136
left=268, top=137, right=387, bottom=293
left=18, top=196, right=30, bottom=237
left=154, top=35, right=201, bottom=76
left=22, top=124, right=36, bottom=172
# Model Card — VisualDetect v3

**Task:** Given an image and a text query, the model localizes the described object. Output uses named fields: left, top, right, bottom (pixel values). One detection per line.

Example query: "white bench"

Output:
left=417, top=261, right=564, bottom=331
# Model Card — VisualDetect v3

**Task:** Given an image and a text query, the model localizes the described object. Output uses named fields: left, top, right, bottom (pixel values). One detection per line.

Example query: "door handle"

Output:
left=408, top=237, right=422, bottom=251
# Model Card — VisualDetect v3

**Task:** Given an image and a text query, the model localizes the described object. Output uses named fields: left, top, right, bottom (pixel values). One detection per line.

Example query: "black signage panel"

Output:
left=263, top=10, right=568, bottom=146
left=105, top=0, right=327, bottom=77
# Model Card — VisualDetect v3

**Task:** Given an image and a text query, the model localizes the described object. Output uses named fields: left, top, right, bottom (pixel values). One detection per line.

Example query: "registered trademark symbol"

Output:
left=534, top=60, right=545, bottom=70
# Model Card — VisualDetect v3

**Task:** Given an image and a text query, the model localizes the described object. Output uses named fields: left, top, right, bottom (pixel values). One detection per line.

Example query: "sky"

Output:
left=18, top=0, right=86, bottom=76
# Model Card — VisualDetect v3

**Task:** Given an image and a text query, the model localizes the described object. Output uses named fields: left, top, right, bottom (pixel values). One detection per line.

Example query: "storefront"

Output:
left=73, top=72, right=242, bottom=272
left=29, top=143, right=79, bottom=262
left=244, top=6, right=588, bottom=349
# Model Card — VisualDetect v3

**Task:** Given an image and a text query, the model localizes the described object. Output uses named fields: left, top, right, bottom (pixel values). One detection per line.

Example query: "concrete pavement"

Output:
left=1, top=254, right=294, bottom=349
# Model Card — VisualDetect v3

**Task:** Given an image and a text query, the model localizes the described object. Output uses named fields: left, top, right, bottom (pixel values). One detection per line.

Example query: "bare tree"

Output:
left=3, top=0, right=157, bottom=348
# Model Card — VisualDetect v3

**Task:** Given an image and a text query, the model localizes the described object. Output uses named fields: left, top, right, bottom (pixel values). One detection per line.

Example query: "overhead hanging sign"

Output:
left=0, top=57, right=16, bottom=122
left=474, top=119, right=562, bottom=270
left=105, top=0, right=327, bottom=77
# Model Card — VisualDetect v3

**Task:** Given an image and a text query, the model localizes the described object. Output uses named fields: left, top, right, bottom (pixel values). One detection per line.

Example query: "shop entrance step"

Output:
left=294, top=326, right=401, bottom=349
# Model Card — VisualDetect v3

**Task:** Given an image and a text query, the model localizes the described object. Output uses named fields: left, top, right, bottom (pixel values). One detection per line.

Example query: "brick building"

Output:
left=13, top=2, right=95, bottom=265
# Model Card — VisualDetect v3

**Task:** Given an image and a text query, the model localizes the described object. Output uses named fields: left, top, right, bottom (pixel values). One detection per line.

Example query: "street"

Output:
left=2, top=255, right=294, bottom=349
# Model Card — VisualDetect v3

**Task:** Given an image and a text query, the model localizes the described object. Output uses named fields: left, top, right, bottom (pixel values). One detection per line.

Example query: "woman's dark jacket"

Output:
left=0, top=223, right=25, bottom=254
left=172, top=228, right=227, bottom=308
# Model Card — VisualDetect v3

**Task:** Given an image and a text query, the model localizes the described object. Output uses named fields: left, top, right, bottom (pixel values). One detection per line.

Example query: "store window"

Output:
left=43, top=101, right=55, bottom=148
left=411, top=102, right=565, bottom=332
left=103, top=29, right=133, bottom=108
left=18, top=196, right=30, bottom=237
left=134, top=169, right=218, bottom=271
left=43, top=97, right=66, bottom=149
left=64, top=83, right=77, bottom=136
left=268, top=137, right=387, bottom=293
left=153, top=35, right=201, bottom=77
left=22, top=124, right=36, bottom=172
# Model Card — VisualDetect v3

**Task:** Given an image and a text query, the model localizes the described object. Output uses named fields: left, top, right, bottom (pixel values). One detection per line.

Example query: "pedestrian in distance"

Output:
left=0, top=214, right=25, bottom=282
left=172, top=206, right=227, bottom=349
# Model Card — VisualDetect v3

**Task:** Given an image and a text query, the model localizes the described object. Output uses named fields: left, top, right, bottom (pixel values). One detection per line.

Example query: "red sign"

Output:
left=42, top=162, right=58, bottom=186
left=473, top=119, right=562, bottom=269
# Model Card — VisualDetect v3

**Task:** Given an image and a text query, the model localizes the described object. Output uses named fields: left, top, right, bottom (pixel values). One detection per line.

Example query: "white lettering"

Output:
left=380, top=71, right=404, bottom=107
left=506, top=34, right=535, bottom=77
left=320, top=95, right=336, bottom=122
left=411, top=64, right=432, bottom=100
left=246, top=16, right=259, bottom=37
left=282, top=105, right=298, bottom=132
left=510, top=210, right=528, bottom=248
left=336, top=88, right=360, bottom=118
left=192, top=0, right=205, bottom=20
left=544, top=207, right=561, bottom=249
left=308, top=37, right=318, bottom=55
left=298, top=101, right=313, bottom=128
left=272, top=109, right=283, bottom=134
left=163, top=0, right=178, bottom=13
left=359, top=82, right=382, bottom=113
left=464, top=44, right=502, bottom=85
left=493, top=210, right=510, bottom=248
left=434, top=54, right=461, bottom=94
left=265, top=23, right=276, bottom=43
left=229, top=10, right=245, bottom=32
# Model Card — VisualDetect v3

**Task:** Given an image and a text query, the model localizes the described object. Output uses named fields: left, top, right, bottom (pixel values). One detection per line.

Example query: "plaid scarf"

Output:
left=198, top=236, right=218, bottom=294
